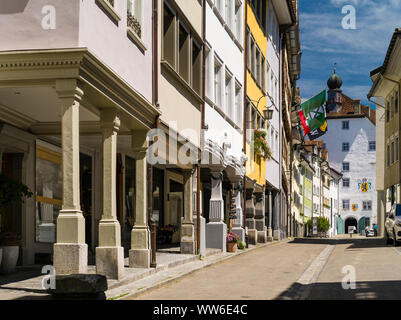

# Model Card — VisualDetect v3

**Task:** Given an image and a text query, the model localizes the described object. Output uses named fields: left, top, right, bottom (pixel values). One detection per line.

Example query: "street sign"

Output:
left=312, top=217, right=318, bottom=235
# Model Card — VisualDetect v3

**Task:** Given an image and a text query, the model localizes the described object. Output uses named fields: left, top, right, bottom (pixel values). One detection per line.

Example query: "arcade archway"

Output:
left=345, top=217, right=358, bottom=234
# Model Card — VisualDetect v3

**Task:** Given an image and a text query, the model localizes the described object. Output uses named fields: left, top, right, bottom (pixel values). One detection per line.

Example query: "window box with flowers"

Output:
left=226, top=232, right=240, bottom=252
left=253, top=129, right=272, bottom=160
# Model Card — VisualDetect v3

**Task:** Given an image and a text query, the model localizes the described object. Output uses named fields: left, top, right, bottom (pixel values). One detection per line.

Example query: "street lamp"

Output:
left=249, top=94, right=274, bottom=121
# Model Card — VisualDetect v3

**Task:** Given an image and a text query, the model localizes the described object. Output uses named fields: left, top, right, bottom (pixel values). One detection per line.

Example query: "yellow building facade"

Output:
left=245, top=0, right=268, bottom=187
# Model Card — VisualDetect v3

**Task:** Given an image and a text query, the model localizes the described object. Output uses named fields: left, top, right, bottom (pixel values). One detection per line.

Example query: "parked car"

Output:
left=384, top=204, right=401, bottom=246
left=366, top=229, right=375, bottom=237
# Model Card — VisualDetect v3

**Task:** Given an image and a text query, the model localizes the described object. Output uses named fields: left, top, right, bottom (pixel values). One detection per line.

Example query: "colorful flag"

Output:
left=299, top=90, right=327, bottom=135
left=308, top=120, right=328, bottom=140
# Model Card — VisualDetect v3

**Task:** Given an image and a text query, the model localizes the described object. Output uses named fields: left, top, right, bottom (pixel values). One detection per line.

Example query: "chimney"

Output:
left=354, top=100, right=361, bottom=114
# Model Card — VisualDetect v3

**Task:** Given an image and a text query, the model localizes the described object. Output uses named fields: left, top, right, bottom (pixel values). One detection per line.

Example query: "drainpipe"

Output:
left=202, top=0, right=206, bottom=130
left=149, top=0, right=159, bottom=269
left=196, top=0, right=206, bottom=255
left=243, top=3, right=248, bottom=232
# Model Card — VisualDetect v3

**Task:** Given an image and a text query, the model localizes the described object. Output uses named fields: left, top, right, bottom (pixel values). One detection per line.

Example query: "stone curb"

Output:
left=107, top=239, right=289, bottom=300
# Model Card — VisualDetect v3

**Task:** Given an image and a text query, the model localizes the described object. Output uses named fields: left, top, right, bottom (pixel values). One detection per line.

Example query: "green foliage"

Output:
left=238, top=241, right=246, bottom=250
left=306, top=217, right=330, bottom=233
left=0, top=174, right=33, bottom=211
left=0, top=174, right=33, bottom=233
left=254, top=130, right=272, bottom=160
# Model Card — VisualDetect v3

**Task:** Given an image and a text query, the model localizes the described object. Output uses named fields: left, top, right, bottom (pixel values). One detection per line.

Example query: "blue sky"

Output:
left=299, top=0, right=401, bottom=107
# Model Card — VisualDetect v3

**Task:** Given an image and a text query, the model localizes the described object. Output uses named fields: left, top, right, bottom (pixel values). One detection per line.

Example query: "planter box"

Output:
left=227, top=242, right=238, bottom=253
left=0, top=246, right=19, bottom=274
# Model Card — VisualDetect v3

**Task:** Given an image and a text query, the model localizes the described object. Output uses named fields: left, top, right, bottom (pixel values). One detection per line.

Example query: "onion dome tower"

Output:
left=326, top=66, right=343, bottom=113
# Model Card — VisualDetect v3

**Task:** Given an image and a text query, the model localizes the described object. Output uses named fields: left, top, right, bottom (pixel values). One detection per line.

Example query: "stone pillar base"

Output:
left=257, top=231, right=267, bottom=243
left=54, top=243, right=88, bottom=275
left=255, top=219, right=265, bottom=232
left=194, top=217, right=206, bottom=257
left=246, top=219, right=256, bottom=230
left=232, top=227, right=245, bottom=243
left=206, top=222, right=227, bottom=252
left=130, top=227, right=150, bottom=268
left=247, top=229, right=258, bottom=245
left=96, top=246, right=124, bottom=280
left=129, top=249, right=150, bottom=268
left=181, top=223, right=196, bottom=255
left=273, top=229, right=280, bottom=241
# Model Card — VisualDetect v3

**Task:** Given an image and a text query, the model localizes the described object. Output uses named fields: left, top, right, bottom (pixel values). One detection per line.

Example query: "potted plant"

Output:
left=226, top=232, right=240, bottom=253
left=0, top=173, right=32, bottom=274
left=254, top=130, right=272, bottom=160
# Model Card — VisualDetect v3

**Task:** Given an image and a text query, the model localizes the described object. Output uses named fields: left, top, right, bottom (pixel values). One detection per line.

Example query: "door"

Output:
left=1, top=153, right=24, bottom=237
left=337, top=216, right=344, bottom=234
left=358, top=217, right=366, bottom=234
left=165, top=171, right=184, bottom=245
left=167, top=192, right=183, bottom=243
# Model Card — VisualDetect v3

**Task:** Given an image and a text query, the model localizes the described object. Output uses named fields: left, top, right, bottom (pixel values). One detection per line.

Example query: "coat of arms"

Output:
left=352, top=204, right=358, bottom=211
left=358, top=178, right=372, bottom=193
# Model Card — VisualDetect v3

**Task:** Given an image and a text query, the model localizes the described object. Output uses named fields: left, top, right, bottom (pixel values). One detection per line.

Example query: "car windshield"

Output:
left=396, top=205, right=401, bottom=217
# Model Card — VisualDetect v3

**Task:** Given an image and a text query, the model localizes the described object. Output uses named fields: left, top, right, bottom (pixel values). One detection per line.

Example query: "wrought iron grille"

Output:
left=127, top=11, right=142, bottom=38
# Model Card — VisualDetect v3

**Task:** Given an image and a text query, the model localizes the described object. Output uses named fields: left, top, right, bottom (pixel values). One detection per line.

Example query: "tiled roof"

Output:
left=326, top=93, right=376, bottom=126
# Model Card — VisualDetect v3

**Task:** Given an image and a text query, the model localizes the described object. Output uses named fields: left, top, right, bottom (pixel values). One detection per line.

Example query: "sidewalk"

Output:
left=0, top=240, right=285, bottom=300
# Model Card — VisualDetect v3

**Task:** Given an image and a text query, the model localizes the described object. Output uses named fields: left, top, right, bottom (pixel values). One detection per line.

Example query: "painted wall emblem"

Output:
left=358, top=178, right=372, bottom=193
left=352, top=204, right=358, bottom=211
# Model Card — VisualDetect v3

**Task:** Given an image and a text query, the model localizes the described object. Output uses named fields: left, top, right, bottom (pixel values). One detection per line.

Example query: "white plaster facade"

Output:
left=204, top=0, right=244, bottom=162
left=265, top=0, right=281, bottom=191
left=321, top=117, right=377, bottom=232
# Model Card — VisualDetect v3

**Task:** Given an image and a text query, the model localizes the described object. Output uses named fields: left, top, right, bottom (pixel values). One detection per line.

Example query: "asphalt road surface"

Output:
left=128, top=236, right=401, bottom=300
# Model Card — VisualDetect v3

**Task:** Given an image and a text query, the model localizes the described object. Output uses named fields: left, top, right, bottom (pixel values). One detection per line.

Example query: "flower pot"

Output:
left=227, top=242, right=238, bottom=253
left=0, top=246, right=19, bottom=275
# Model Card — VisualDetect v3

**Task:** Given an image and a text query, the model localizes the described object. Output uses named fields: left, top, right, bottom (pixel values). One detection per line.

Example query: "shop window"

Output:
left=125, top=156, right=136, bottom=227
left=35, top=145, right=62, bottom=243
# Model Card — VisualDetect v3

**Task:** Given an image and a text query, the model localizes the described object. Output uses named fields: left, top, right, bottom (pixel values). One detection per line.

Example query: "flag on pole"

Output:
left=308, top=120, right=328, bottom=140
left=298, top=90, right=327, bottom=135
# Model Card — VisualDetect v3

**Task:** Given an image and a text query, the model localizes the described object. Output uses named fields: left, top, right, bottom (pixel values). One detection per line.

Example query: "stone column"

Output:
left=181, top=170, right=196, bottom=254
left=129, top=130, right=151, bottom=268
left=53, top=80, right=87, bottom=275
left=232, top=183, right=245, bottom=242
left=206, top=170, right=227, bottom=252
left=267, top=190, right=273, bottom=241
left=273, top=193, right=280, bottom=240
left=246, top=186, right=258, bottom=245
left=255, top=191, right=267, bottom=243
left=96, top=109, right=124, bottom=280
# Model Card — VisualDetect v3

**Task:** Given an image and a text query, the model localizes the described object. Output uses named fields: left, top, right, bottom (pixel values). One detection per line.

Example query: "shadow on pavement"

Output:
left=276, top=280, right=401, bottom=300
left=0, top=266, right=43, bottom=286
left=289, top=237, right=389, bottom=249
left=0, top=0, right=30, bottom=14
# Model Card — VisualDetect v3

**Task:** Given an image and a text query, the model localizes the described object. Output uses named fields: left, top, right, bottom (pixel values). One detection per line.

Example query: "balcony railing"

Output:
left=127, top=11, right=142, bottom=38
